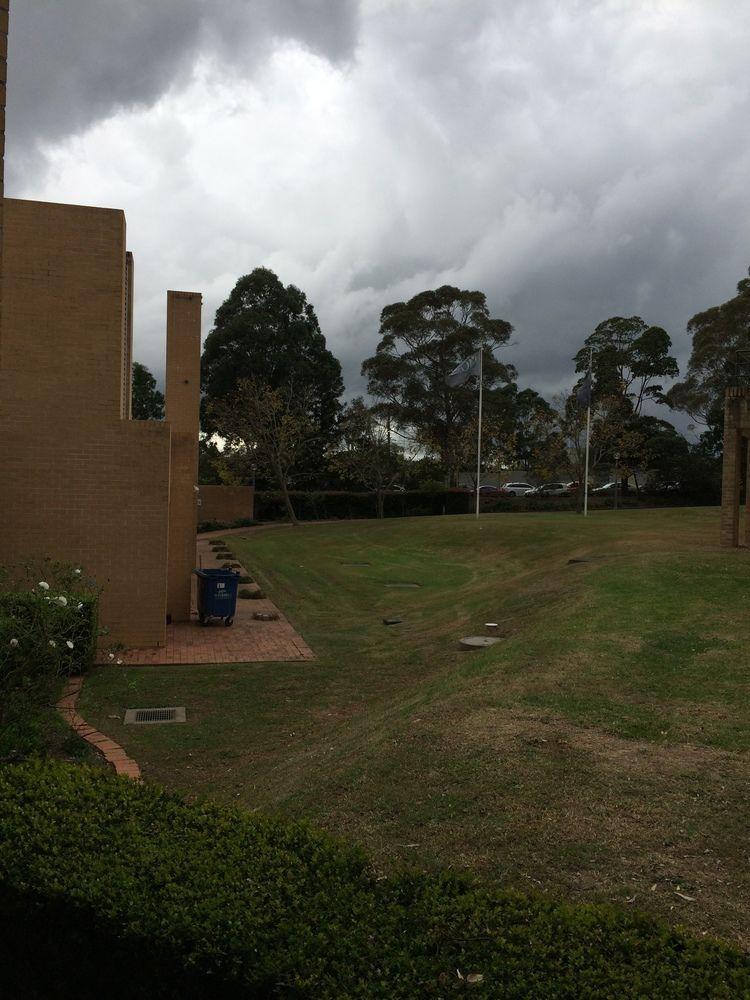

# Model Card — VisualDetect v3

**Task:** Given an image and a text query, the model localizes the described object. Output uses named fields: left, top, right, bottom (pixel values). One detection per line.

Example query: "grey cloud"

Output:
left=9, top=0, right=750, bottom=431
left=6, top=0, right=359, bottom=187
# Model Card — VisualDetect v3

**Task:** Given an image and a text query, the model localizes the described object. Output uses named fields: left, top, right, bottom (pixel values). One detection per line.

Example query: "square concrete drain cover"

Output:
left=124, top=707, right=186, bottom=725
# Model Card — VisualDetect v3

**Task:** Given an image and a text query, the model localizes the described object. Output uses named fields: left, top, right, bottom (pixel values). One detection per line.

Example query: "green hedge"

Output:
left=254, top=490, right=473, bottom=521
left=252, top=491, right=711, bottom=523
left=197, top=517, right=258, bottom=533
left=0, top=761, right=747, bottom=999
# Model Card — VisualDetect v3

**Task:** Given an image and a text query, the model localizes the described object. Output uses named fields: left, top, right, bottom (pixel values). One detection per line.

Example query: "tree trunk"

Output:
left=274, top=458, right=298, bottom=524
left=376, top=489, right=385, bottom=519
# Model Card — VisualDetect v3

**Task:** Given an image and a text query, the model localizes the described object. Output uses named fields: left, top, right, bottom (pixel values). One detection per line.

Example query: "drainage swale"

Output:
left=124, top=707, right=186, bottom=725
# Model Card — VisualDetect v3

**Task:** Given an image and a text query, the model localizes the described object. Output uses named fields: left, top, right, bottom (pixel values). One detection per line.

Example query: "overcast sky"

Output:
left=7, top=1, right=750, bottom=424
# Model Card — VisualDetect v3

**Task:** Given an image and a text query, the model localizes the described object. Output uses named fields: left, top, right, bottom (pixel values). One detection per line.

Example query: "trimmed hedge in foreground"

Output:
left=0, top=762, right=748, bottom=999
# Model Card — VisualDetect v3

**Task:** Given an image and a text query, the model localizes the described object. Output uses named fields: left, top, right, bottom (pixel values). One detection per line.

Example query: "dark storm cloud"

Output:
left=6, top=0, right=359, bottom=186
left=8, top=0, right=750, bottom=424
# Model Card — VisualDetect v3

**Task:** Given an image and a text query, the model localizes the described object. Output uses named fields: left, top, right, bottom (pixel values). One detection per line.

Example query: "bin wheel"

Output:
left=224, top=616, right=234, bottom=627
left=198, top=612, right=207, bottom=626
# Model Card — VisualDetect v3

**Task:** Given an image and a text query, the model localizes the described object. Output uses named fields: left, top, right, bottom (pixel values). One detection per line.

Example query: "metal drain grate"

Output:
left=124, top=707, right=186, bottom=725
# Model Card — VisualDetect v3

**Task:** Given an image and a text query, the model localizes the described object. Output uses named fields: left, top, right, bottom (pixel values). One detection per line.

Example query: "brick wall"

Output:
left=198, top=485, right=255, bottom=525
left=0, top=199, right=172, bottom=646
left=165, top=290, right=201, bottom=623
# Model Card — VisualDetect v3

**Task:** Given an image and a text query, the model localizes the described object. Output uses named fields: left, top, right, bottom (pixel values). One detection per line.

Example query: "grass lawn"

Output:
left=80, top=507, right=750, bottom=947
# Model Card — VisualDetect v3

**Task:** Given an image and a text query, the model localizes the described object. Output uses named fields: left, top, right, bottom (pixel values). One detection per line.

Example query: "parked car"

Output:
left=590, top=481, right=631, bottom=495
left=499, top=481, right=533, bottom=496
left=478, top=484, right=502, bottom=495
left=526, top=482, right=572, bottom=497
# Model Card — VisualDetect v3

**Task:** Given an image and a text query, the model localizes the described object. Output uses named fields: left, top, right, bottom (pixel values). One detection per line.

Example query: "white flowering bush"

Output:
left=1, top=559, right=101, bottom=756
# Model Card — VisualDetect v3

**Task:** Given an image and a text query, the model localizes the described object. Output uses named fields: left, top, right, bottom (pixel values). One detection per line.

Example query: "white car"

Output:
left=500, top=482, right=533, bottom=496
left=526, top=482, right=572, bottom=497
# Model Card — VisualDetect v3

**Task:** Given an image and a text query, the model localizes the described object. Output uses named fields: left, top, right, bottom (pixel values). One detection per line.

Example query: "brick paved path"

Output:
left=109, top=535, right=314, bottom=665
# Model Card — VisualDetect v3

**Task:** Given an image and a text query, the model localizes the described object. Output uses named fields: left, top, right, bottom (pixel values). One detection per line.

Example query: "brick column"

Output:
left=720, top=391, right=743, bottom=547
left=165, top=291, right=201, bottom=622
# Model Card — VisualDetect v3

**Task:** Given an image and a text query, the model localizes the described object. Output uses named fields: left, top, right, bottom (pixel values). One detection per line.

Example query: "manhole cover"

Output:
left=458, top=636, right=501, bottom=651
left=124, top=707, right=186, bottom=725
left=384, top=582, right=421, bottom=589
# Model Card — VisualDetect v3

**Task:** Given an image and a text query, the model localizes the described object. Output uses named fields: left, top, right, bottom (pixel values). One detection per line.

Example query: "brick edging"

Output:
left=56, top=676, right=142, bottom=781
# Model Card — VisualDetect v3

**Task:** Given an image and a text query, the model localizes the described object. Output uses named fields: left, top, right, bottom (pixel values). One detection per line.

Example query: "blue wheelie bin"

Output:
left=194, top=568, right=240, bottom=626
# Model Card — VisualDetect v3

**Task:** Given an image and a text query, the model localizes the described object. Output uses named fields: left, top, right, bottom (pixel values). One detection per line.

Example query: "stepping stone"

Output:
left=459, top=636, right=502, bottom=651
left=384, top=582, right=421, bottom=588
left=383, top=617, right=404, bottom=625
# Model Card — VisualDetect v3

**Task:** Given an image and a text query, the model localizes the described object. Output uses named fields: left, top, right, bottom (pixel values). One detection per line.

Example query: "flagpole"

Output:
left=583, top=347, right=592, bottom=518
left=475, top=348, right=483, bottom=519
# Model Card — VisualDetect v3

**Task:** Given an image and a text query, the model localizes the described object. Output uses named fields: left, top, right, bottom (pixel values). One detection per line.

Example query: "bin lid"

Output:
left=194, top=568, right=239, bottom=578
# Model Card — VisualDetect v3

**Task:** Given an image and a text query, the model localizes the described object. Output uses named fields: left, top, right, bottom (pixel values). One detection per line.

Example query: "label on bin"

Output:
left=217, top=582, right=225, bottom=589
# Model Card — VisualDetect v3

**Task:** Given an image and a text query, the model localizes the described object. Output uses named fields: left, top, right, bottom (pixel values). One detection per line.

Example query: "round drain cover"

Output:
left=459, top=636, right=501, bottom=651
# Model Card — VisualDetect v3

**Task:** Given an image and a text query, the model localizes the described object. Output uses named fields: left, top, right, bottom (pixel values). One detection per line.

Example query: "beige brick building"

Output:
left=0, top=2, right=201, bottom=647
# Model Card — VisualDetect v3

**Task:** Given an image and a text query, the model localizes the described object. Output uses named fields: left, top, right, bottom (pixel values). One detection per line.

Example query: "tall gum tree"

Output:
left=667, top=268, right=750, bottom=451
left=361, top=286, right=515, bottom=484
left=574, top=316, right=678, bottom=416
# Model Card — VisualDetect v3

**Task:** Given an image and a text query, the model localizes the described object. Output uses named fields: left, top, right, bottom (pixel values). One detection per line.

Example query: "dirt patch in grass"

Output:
left=428, top=706, right=750, bottom=945
left=447, top=706, right=742, bottom=779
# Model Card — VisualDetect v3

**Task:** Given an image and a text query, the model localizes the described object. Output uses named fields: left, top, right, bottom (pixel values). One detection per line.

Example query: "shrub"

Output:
left=238, top=588, right=254, bottom=599
left=0, top=562, right=99, bottom=759
left=238, top=575, right=253, bottom=584
left=0, top=761, right=747, bottom=999
left=249, top=589, right=266, bottom=600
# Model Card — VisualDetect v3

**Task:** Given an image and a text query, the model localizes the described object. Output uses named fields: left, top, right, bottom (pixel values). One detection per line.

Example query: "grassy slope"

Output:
left=80, top=508, right=750, bottom=945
